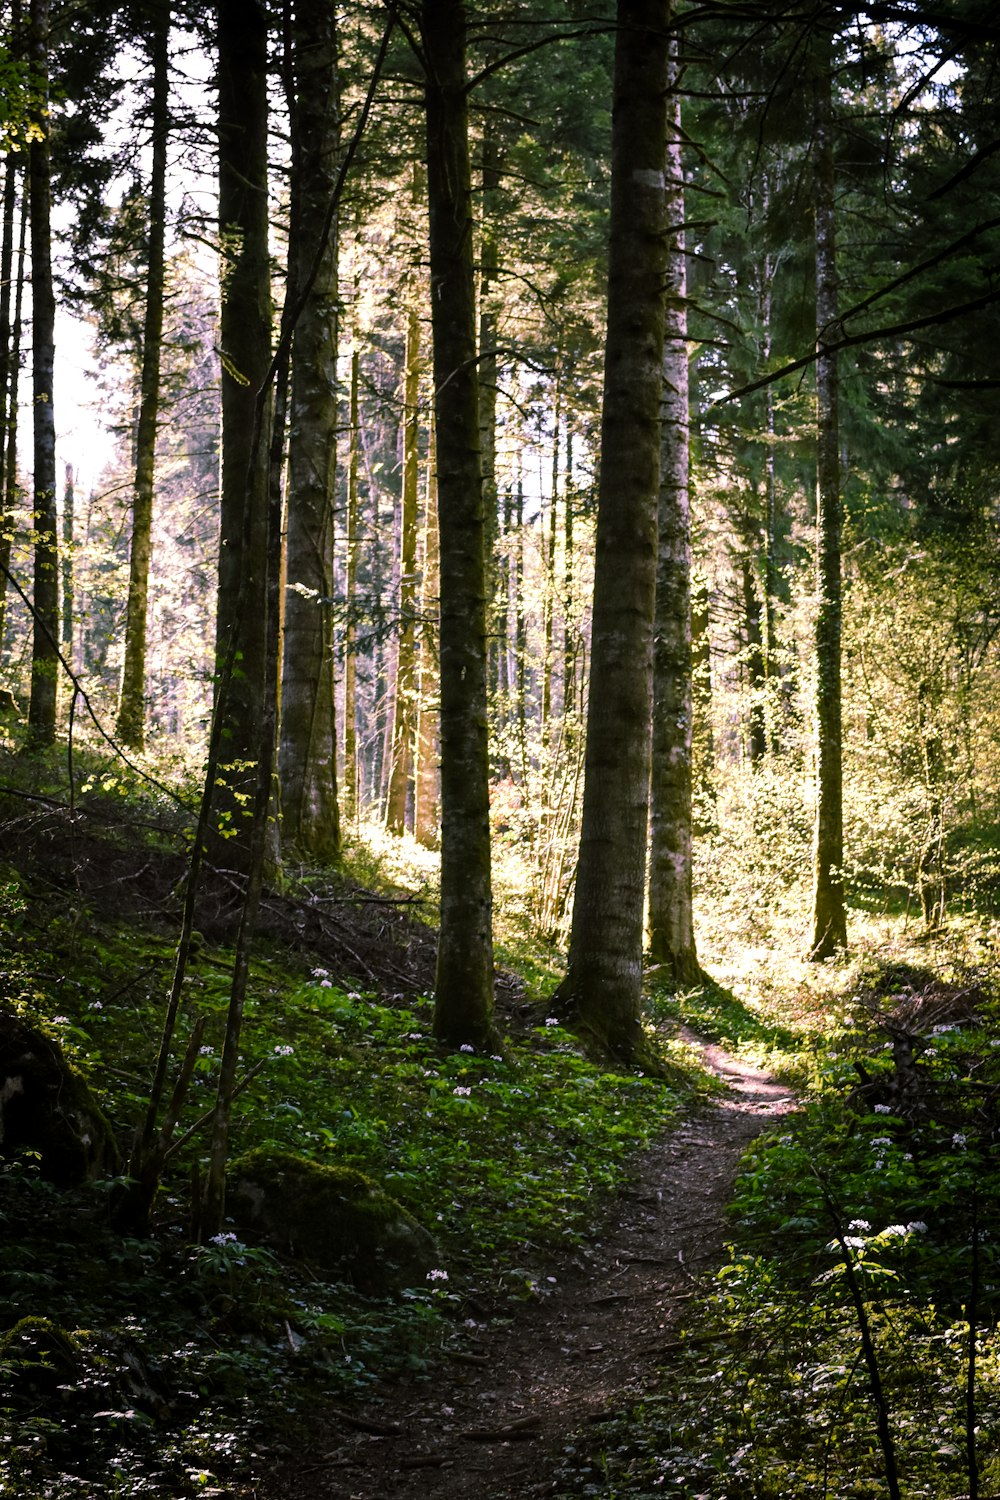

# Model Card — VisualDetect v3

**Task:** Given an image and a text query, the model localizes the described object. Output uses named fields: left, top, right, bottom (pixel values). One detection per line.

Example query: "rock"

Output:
left=227, top=1148, right=438, bottom=1292
left=0, top=1012, right=120, bottom=1185
left=0, top=1317, right=83, bottom=1397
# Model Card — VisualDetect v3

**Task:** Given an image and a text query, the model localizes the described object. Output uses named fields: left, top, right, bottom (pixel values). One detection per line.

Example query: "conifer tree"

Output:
left=421, top=0, right=495, bottom=1048
left=553, top=0, right=669, bottom=1061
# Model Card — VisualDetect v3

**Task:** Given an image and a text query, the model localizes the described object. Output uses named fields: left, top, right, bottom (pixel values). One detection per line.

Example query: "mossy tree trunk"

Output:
left=552, top=0, right=669, bottom=1062
left=422, top=0, right=495, bottom=1048
left=116, top=0, right=170, bottom=752
left=647, top=52, right=701, bottom=987
left=809, top=27, right=848, bottom=961
left=278, top=0, right=341, bottom=863
left=210, top=0, right=273, bottom=870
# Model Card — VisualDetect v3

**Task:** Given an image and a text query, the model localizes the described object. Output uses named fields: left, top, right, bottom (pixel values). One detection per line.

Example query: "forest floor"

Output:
left=262, top=1039, right=796, bottom=1500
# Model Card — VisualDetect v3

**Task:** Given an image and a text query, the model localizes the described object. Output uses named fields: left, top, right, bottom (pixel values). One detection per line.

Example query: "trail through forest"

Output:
left=264, top=1039, right=796, bottom=1500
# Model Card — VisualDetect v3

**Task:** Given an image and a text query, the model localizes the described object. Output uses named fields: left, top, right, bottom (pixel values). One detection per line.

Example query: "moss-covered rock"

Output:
left=0, top=1012, right=120, bottom=1185
left=0, top=1316, right=83, bottom=1397
left=227, top=1148, right=437, bottom=1292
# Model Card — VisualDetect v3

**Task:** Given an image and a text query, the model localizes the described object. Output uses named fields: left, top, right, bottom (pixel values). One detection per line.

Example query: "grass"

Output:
left=0, top=775, right=716, bottom=1499
left=4, top=733, right=999, bottom=1498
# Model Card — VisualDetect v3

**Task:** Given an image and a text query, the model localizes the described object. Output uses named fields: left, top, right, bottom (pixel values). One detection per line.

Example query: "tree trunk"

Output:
left=414, top=415, right=440, bottom=846
left=647, top=59, right=700, bottom=986
left=60, top=462, right=73, bottom=661
left=278, top=0, right=341, bottom=862
left=563, top=427, right=576, bottom=720
left=552, top=0, right=669, bottom=1062
left=116, top=0, right=169, bottom=752
left=386, top=179, right=423, bottom=834
left=742, top=549, right=767, bottom=765
left=0, top=151, right=26, bottom=656
left=690, top=576, right=716, bottom=836
left=809, top=30, right=848, bottom=960
left=211, top=0, right=273, bottom=868
left=343, top=344, right=360, bottom=819
left=478, top=121, right=501, bottom=691
left=422, top=0, right=495, bottom=1049
left=27, top=0, right=58, bottom=748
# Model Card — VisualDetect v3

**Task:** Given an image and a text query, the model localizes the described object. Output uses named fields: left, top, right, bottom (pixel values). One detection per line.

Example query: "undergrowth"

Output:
left=0, top=816, right=711, bottom=1499
left=554, top=956, right=1000, bottom=1499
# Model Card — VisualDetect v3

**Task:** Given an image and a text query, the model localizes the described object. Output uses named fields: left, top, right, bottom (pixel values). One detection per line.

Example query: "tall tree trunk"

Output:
left=742, top=549, right=767, bottom=765
left=690, top=576, right=716, bottom=835
left=478, top=120, right=501, bottom=689
left=422, top=0, right=495, bottom=1049
left=27, top=0, right=58, bottom=747
left=647, top=59, right=700, bottom=985
left=60, top=461, right=73, bottom=661
left=343, top=344, right=360, bottom=819
left=552, top=0, right=669, bottom=1062
left=541, top=392, right=559, bottom=735
left=563, top=427, right=576, bottom=720
left=116, top=0, right=170, bottom=751
left=809, top=29, right=848, bottom=960
left=414, top=415, right=440, bottom=846
left=387, top=180, right=423, bottom=834
left=0, top=152, right=26, bottom=655
left=211, top=0, right=273, bottom=868
left=278, top=0, right=341, bottom=862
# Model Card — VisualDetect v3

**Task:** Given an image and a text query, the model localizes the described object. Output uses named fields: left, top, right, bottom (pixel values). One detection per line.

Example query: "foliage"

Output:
left=0, top=797, right=708, bottom=1497
left=551, top=951, right=1000, bottom=1499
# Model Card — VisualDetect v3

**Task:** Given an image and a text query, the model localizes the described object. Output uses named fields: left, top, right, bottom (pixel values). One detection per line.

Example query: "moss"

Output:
left=0, top=1012, right=120, bottom=1185
left=228, top=1148, right=437, bottom=1292
left=0, top=1316, right=83, bottom=1396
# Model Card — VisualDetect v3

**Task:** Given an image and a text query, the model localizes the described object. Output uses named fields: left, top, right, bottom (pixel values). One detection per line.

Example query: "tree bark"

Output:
left=211, top=0, right=273, bottom=868
left=278, top=0, right=341, bottom=862
left=809, top=29, right=848, bottom=959
left=552, top=0, right=669, bottom=1061
left=116, top=0, right=170, bottom=751
left=647, top=57, right=701, bottom=986
left=422, top=0, right=495, bottom=1048
left=414, top=415, right=440, bottom=847
left=386, top=175, right=423, bottom=834
left=343, top=344, right=360, bottom=819
left=27, top=0, right=58, bottom=748
left=0, top=150, right=26, bottom=656
left=742, top=549, right=767, bottom=765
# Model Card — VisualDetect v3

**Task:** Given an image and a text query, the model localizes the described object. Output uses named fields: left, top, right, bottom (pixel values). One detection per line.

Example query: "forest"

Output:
left=1, top=0, right=1000, bottom=1496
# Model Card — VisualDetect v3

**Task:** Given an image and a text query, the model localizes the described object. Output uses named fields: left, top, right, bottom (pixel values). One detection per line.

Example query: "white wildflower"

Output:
left=453, top=1086, right=472, bottom=1097
left=459, top=1043, right=474, bottom=1053
left=311, top=967, right=329, bottom=978
left=953, top=1132, right=968, bottom=1147
left=882, top=1224, right=907, bottom=1237
left=873, top=1104, right=891, bottom=1114
left=88, top=1001, right=103, bottom=1011
left=907, top=1220, right=928, bottom=1234
left=273, top=1044, right=294, bottom=1056
left=849, top=1219, right=871, bottom=1231
left=210, top=1232, right=238, bottom=1246
left=427, top=1268, right=449, bottom=1282
left=545, top=1017, right=559, bottom=1026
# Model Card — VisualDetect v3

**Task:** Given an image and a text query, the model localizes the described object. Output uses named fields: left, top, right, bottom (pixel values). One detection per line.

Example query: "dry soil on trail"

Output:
left=264, top=1040, right=797, bottom=1500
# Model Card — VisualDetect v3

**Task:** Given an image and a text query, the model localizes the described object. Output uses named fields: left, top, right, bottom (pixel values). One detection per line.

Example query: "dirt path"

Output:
left=264, top=1040, right=796, bottom=1500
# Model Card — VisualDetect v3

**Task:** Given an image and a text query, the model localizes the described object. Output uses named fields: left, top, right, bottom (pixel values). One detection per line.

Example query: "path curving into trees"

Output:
left=264, top=1041, right=796, bottom=1500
